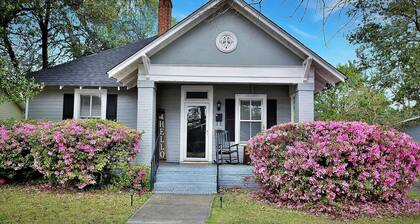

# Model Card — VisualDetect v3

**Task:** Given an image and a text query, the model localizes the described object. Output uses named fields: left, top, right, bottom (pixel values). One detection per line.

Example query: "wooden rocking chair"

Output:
left=215, top=130, right=239, bottom=164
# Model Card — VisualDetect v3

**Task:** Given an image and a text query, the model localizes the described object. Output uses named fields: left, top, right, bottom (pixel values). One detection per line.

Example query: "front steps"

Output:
left=154, top=163, right=217, bottom=195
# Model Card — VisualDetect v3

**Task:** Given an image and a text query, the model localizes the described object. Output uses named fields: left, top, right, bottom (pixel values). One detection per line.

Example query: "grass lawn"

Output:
left=208, top=191, right=420, bottom=224
left=0, top=185, right=151, bottom=224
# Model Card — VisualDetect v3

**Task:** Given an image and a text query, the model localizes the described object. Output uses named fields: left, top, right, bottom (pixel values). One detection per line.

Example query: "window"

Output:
left=235, top=94, right=267, bottom=143
left=186, top=92, right=208, bottom=99
left=74, top=89, right=107, bottom=119
left=80, top=95, right=102, bottom=118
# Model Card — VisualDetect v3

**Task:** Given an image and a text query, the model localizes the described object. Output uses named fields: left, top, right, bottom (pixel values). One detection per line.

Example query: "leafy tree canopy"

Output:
left=0, top=58, right=42, bottom=103
left=348, top=0, right=419, bottom=111
left=315, top=62, right=401, bottom=125
left=0, top=0, right=157, bottom=103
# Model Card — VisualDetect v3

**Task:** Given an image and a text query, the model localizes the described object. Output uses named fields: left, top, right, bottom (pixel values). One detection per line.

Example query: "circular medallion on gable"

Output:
left=216, top=31, right=238, bottom=53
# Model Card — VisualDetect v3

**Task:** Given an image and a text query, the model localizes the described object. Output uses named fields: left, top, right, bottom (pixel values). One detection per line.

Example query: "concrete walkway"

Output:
left=127, top=194, right=214, bottom=224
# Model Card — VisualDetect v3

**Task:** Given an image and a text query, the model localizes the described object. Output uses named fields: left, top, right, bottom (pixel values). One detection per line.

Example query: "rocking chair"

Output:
left=215, top=130, right=239, bottom=164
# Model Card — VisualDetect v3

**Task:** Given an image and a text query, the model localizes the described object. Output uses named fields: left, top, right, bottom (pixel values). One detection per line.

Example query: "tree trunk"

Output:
left=38, top=0, right=51, bottom=69
left=0, top=29, right=19, bottom=70
left=40, top=24, right=49, bottom=68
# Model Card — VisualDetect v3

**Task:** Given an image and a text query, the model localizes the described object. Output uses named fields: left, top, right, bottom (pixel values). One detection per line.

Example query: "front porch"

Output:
left=153, top=162, right=257, bottom=194
left=137, top=82, right=315, bottom=165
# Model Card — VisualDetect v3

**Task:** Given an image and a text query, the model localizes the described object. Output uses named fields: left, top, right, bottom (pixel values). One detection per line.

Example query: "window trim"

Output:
left=73, top=89, right=107, bottom=120
left=235, top=94, right=267, bottom=144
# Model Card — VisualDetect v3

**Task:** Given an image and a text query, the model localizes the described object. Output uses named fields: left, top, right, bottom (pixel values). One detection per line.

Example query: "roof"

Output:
left=30, top=37, right=156, bottom=87
left=108, top=0, right=346, bottom=90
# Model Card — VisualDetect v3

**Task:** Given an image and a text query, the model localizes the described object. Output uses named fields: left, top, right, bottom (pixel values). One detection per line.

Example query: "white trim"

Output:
left=234, top=94, right=267, bottom=144
left=303, top=57, right=313, bottom=79
left=141, top=55, right=151, bottom=78
left=73, top=89, right=107, bottom=120
left=148, top=64, right=306, bottom=83
left=107, top=0, right=345, bottom=85
left=180, top=85, right=214, bottom=163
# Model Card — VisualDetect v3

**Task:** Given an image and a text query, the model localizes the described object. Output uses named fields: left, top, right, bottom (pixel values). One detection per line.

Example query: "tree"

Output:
left=0, top=0, right=157, bottom=103
left=315, top=62, right=400, bottom=125
left=0, top=57, right=42, bottom=103
left=0, top=0, right=157, bottom=71
left=347, top=0, right=419, bottom=111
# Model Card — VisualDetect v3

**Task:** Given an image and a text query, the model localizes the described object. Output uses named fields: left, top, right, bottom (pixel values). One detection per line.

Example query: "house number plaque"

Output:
left=157, top=111, right=167, bottom=160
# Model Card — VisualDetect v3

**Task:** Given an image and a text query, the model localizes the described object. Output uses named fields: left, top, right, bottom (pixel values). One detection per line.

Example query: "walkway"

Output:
left=127, top=194, right=214, bottom=224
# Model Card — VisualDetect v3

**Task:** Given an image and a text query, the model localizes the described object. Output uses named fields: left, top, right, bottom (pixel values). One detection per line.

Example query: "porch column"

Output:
left=136, top=80, right=156, bottom=165
left=295, top=82, right=315, bottom=122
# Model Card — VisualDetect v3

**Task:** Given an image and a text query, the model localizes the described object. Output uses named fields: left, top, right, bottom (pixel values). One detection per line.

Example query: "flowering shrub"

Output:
left=0, top=120, right=39, bottom=179
left=109, top=165, right=149, bottom=194
left=248, top=121, right=420, bottom=218
left=0, top=119, right=142, bottom=190
left=30, top=119, right=141, bottom=189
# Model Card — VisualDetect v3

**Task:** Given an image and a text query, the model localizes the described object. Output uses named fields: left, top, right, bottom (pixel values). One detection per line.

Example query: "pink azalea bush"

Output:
left=0, top=119, right=145, bottom=191
left=31, top=119, right=141, bottom=189
left=248, top=121, right=420, bottom=218
left=0, top=120, right=40, bottom=179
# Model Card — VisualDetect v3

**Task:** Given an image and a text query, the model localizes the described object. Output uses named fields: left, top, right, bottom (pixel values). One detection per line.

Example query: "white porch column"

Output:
left=136, top=80, right=156, bottom=165
left=295, top=82, right=315, bottom=122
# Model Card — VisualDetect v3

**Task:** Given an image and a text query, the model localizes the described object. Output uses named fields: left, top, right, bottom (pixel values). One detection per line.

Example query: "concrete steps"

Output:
left=154, top=163, right=217, bottom=195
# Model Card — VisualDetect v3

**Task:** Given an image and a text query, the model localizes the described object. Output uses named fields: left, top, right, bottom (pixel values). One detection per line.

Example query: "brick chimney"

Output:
left=158, top=0, right=173, bottom=35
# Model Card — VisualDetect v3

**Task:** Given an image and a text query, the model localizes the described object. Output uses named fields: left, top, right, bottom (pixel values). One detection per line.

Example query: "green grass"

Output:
left=207, top=191, right=420, bottom=224
left=0, top=185, right=151, bottom=224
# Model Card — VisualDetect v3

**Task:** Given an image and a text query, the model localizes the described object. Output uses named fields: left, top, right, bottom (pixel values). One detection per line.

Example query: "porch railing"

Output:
left=150, top=134, right=161, bottom=190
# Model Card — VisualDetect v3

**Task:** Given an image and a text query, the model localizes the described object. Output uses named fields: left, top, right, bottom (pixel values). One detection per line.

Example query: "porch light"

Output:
left=217, top=100, right=222, bottom=111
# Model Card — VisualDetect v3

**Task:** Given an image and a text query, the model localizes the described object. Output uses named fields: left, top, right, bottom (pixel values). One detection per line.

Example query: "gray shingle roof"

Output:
left=30, top=37, right=156, bottom=87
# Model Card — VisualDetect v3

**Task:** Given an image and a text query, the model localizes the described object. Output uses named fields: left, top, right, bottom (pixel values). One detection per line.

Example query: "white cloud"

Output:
left=288, top=25, right=317, bottom=40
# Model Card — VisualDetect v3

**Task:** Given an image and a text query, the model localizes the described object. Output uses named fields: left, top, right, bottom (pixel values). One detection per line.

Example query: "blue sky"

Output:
left=171, top=0, right=357, bottom=66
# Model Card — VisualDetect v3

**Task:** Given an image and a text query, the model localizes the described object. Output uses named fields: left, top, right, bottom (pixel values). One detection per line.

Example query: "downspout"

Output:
left=25, top=98, right=29, bottom=120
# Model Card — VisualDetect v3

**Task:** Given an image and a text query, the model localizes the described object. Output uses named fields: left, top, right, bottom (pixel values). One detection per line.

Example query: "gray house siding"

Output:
left=156, top=84, right=291, bottom=163
left=157, top=84, right=181, bottom=162
left=151, top=8, right=302, bottom=66
left=116, top=89, right=138, bottom=129
left=28, top=87, right=68, bottom=121
left=405, top=125, right=420, bottom=142
left=28, top=87, right=138, bottom=129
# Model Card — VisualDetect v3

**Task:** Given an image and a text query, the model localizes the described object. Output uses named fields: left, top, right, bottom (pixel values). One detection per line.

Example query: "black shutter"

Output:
left=62, top=94, right=74, bottom=120
left=106, top=94, right=118, bottom=121
left=267, top=99, right=277, bottom=129
left=225, top=99, right=235, bottom=141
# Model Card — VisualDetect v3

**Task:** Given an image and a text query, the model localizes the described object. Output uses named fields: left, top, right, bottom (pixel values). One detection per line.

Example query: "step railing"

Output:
left=213, top=159, right=221, bottom=193
left=150, top=133, right=161, bottom=190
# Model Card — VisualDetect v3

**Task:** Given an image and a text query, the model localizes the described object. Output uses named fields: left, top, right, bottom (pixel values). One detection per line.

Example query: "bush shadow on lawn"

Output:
left=207, top=190, right=420, bottom=224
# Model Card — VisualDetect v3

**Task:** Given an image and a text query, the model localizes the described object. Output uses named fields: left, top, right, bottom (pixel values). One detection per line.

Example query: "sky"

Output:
left=171, top=0, right=358, bottom=66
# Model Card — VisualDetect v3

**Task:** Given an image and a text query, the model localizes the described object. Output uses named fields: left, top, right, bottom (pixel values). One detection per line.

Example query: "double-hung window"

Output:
left=74, top=89, right=107, bottom=119
left=235, top=94, right=267, bottom=143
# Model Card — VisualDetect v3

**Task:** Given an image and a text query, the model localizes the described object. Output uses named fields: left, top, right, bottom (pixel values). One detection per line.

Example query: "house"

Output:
left=400, top=116, right=420, bottom=142
left=28, top=0, right=345, bottom=193
left=0, top=92, right=24, bottom=120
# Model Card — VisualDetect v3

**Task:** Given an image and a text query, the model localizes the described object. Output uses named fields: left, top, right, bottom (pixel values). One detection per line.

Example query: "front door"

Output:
left=184, top=103, right=209, bottom=161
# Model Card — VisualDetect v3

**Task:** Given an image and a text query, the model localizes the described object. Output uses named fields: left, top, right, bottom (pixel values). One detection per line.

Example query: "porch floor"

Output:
left=154, top=162, right=257, bottom=195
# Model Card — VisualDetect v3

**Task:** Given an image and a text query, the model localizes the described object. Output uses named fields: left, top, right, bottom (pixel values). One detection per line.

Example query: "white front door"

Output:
left=180, top=85, right=213, bottom=163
